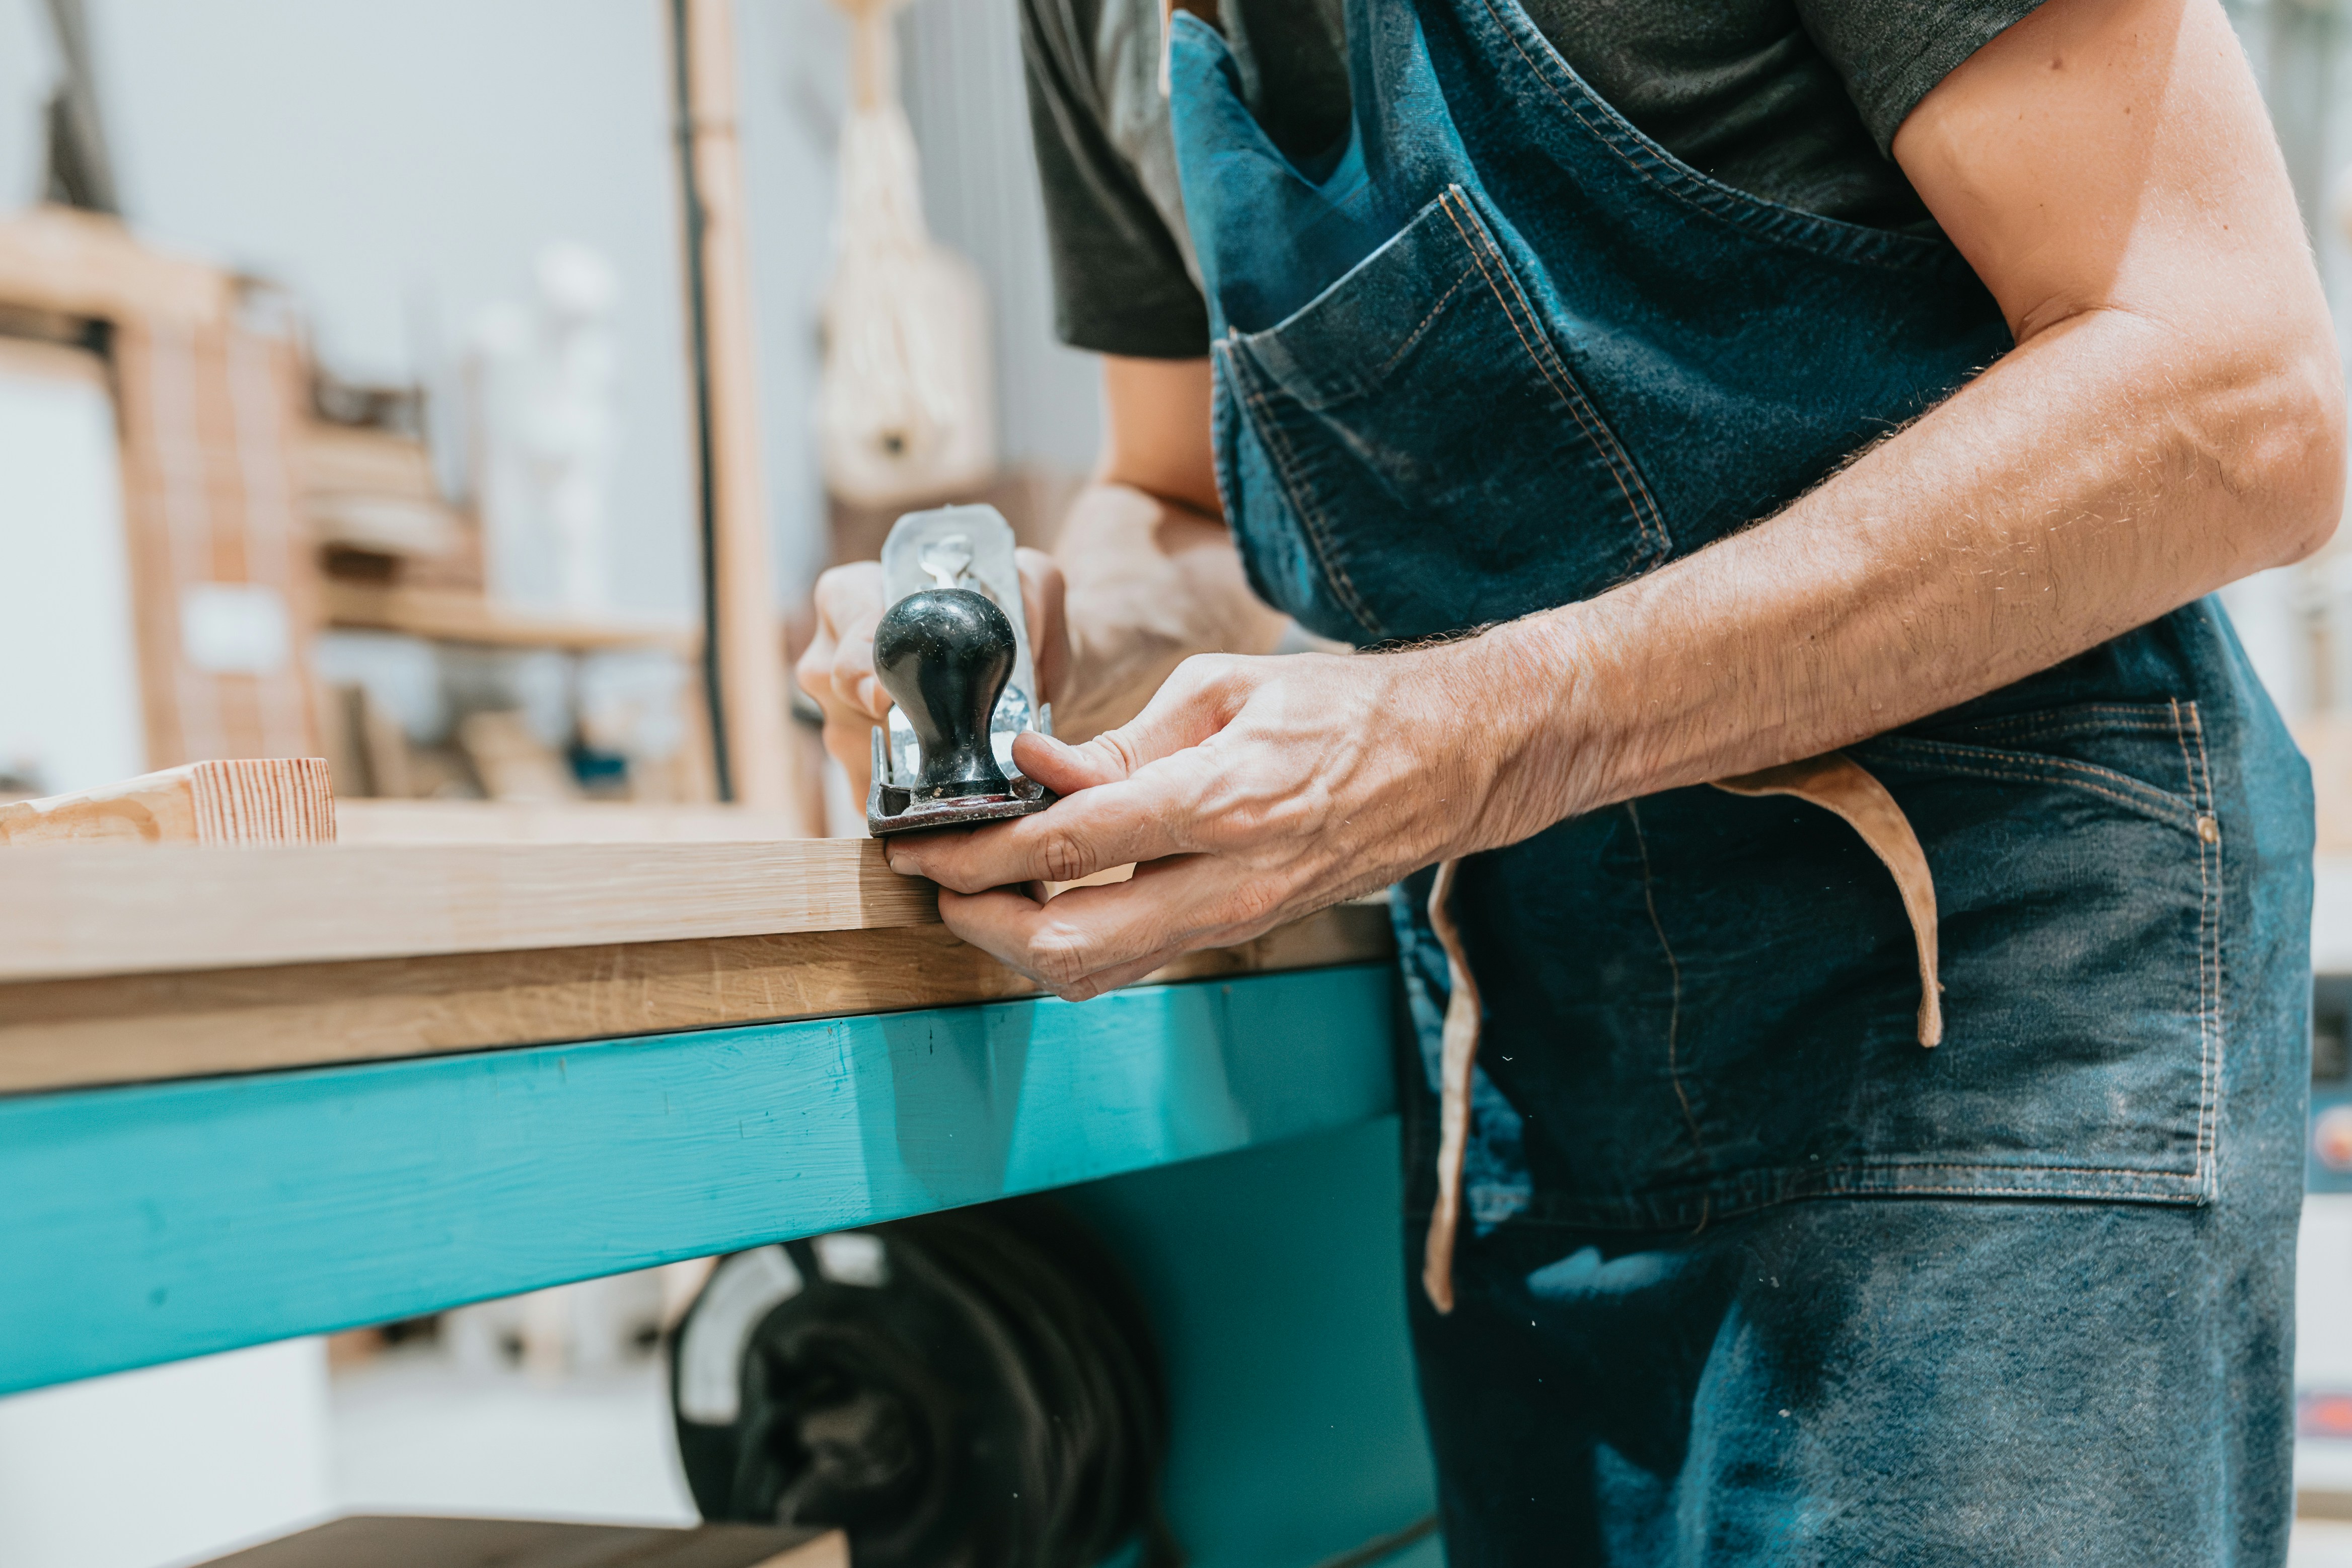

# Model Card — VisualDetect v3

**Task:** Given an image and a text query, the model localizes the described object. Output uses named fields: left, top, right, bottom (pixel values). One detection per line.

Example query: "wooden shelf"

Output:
left=0, top=205, right=230, bottom=328
left=322, top=580, right=701, bottom=656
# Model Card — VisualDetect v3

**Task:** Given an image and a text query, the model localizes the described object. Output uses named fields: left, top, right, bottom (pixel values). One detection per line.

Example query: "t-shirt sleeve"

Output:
left=1795, top=0, right=2050, bottom=155
left=1020, top=0, right=1211, bottom=358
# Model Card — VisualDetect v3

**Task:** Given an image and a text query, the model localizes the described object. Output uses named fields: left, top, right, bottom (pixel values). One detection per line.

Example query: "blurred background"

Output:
left=9, top=0, right=2352, bottom=1564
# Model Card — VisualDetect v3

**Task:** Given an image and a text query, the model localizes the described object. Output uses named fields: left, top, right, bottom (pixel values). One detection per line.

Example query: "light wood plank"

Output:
left=0, top=839, right=934, bottom=982
left=0, top=205, right=230, bottom=328
left=679, top=0, right=801, bottom=817
left=321, top=580, right=701, bottom=655
left=0, top=759, right=334, bottom=846
left=0, top=903, right=1391, bottom=1092
left=334, top=799, right=809, bottom=844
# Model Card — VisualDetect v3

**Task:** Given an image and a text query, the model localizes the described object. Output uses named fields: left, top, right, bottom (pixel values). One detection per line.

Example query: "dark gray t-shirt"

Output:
left=1020, top=0, right=2042, bottom=357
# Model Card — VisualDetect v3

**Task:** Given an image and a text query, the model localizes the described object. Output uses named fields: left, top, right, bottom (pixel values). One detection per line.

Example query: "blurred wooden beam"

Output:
left=0, top=205, right=228, bottom=327
left=674, top=0, right=803, bottom=821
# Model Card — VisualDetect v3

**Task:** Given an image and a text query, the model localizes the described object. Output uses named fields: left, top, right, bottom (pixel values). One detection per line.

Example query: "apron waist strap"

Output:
left=1420, top=752, right=1942, bottom=1313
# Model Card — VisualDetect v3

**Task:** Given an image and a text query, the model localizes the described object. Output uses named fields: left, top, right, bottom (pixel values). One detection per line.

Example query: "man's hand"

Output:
left=796, top=548, right=1070, bottom=806
left=883, top=645, right=1501, bottom=999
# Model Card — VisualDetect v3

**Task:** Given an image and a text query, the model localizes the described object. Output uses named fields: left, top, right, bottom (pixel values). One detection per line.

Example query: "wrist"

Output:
left=1422, top=609, right=1609, bottom=855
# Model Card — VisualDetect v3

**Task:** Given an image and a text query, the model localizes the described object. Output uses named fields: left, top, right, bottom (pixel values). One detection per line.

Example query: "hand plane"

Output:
left=866, top=504, right=1056, bottom=837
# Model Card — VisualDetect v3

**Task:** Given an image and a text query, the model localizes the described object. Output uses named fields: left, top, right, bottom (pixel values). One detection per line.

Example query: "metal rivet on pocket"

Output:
left=2197, top=814, right=2221, bottom=844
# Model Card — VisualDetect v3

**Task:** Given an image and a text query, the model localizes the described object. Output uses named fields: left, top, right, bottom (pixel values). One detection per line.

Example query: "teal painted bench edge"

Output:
left=0, top=963, right=1394, bottom=1394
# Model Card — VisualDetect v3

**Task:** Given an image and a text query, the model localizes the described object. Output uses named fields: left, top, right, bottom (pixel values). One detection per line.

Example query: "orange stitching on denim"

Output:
left=1868, top=739, right=2197, bottom=822
left=2178, top=700, right=2222, bottom=1199
left=1435, top=189, right=1668, bottom=560
left=1466, top=0, right=1952, bottom=277
left=1221, top=341, right=1387, bottom=638
left=1370, top=261, right=1481, bottom=385
left=1436, top=187, right=1670, bottom=554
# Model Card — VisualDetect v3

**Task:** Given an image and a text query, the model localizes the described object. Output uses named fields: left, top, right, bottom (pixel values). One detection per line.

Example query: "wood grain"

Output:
left=0, top=839, right=935, bottom=982
left=0, top=904, right=1393, bottom=1092
left=335, top=799, right=810, bottom=844
left=0, top=759, right=335, bottom=846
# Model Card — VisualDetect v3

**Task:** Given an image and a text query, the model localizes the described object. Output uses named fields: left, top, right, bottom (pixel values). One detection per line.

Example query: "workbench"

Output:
left=0, top=829, right=1438, bottom=1564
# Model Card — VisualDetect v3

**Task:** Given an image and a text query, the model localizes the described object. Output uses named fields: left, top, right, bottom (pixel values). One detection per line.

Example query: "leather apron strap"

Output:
left=1420, top=752, right=1941, bottom=1313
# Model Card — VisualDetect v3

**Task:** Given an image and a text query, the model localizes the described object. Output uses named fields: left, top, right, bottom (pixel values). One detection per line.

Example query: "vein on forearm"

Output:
left=1475, top=302, right=2334, bottom=846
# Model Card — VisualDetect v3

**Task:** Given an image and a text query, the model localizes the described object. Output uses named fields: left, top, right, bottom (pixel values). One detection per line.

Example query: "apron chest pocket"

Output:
left=1217, top=185, right=1669, bottom=643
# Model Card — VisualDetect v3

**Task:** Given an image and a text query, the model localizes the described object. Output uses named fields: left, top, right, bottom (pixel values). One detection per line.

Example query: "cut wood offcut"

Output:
left=0, top=758, right=335, bottom=846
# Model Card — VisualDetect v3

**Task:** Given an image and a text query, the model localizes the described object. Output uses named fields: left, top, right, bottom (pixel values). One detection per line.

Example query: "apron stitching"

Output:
left=2177, top=699, right=2222, bottom=1198
left=1862, top=748, right=2201, bottom=823
left=1463, top=0, right=1965, bottom=277
left=1372, top=261, right=1482, bottom=384
left=1436, top=189, right=1671, bottom=561
left=1626, top=800, right=1711, bottom=1180
left=1222, top=341, right=1391, bottom=639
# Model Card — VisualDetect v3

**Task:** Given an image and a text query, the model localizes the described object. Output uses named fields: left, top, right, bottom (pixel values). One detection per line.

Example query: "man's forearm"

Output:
left=1051, top=480, right=1289, bottom=740
left=1457, top=302, right=2343, bottom=851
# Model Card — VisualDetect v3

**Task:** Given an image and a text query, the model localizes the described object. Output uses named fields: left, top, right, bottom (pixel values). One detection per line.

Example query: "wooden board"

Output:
left=204, top=1517, right=845, bottom=1568
left=321, top=580, right=700, bottom=655
left=0, top=963, right=1394, bottom=1393
left=0, top=839, right=934, bottom=981
left=0, top=903, right=1392, bottom=1092
left=335, top=799, right=810, bottom=843
left=0, top=758, right=334, bottom=846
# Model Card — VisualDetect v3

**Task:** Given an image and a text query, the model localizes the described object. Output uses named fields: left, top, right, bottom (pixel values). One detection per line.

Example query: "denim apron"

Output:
left=1166, top=0, right=2315, bottom=1560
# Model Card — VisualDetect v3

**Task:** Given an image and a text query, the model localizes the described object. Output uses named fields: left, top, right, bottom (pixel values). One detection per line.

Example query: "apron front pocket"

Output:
left=1216, top=185, right=1668, bottom=642
left=1444, top=701, right=2225, bottom=1230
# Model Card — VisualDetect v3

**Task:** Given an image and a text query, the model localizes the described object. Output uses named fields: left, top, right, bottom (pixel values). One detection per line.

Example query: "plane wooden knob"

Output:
left=872, top=588, right=1015, bottom=801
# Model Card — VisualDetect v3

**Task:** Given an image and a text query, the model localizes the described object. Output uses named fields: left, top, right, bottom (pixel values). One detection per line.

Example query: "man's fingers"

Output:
left=1015, top=548, right=1069, bottom=706
left=1013, top=654, right=1247, bottom=796
left=887, top=758, right=1205, bottom=890
left=936, top=856, right=1238, bottom=996
left=802, top=562, right=889, bottom=721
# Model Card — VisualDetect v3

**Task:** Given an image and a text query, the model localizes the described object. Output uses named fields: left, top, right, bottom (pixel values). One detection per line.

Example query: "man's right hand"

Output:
left=795, top=547, right=1071, bottom=808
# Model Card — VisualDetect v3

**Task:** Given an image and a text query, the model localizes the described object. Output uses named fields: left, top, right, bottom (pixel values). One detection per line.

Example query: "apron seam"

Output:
left=1857, top=744, right=2202, bottom=826
left=1434, top=187, right=1672, bottom=562
left=1219, top=339, right=1391, bottom=640
left=1625, top=800, right=1711, bottom=1182
left=1463, top=0, right=1974, bottom=278
left=2177, top=698, right=2223, bottom=1201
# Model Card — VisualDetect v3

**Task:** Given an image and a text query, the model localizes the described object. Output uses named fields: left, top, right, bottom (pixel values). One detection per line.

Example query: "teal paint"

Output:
left=1066, top=1119, right=1444, bottom=1567
left=0, top=965, right=1391, bottom=1395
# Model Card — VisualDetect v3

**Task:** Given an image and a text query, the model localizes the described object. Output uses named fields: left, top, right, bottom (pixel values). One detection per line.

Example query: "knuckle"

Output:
left=1027, top=925, right=1095, bottom=987
left=1038, top=827, right=1094, bottom=884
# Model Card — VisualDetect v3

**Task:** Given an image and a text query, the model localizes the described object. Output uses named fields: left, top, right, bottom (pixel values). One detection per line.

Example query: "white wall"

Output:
left=84, top=0, right=707, bottom=618
left=0, top=1340, right=331, bottom=1568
